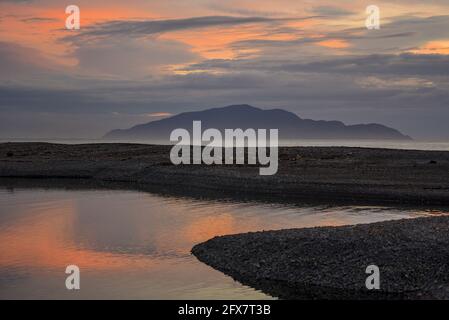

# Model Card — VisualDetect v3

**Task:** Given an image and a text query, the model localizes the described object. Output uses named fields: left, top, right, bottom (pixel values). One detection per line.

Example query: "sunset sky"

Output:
left=0, top=0, right=448, bottom=139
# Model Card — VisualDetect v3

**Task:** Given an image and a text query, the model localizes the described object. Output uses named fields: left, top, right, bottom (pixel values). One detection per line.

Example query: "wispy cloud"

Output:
left=66, top=16, right=290, bottom=41
left=20, top=17, right=59, bottom=23
left=310, top=6, right=355, bottom=17
left=0, top=0, right=33, bottom=3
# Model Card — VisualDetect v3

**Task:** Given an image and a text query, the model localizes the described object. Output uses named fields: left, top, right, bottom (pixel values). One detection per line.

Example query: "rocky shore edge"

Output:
left=192, top=216, right=449, bottom=299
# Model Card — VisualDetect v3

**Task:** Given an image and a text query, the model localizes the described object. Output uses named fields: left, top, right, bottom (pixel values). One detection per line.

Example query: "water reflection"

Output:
left=0, top=187, right=446, bottom=299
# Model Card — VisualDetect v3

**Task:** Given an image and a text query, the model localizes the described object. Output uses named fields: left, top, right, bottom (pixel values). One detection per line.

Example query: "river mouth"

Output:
left=0, top=179, right=447, bottom=299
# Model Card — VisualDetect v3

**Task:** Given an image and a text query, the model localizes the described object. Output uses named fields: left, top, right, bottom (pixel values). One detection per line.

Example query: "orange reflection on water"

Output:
left=182, top=214, right=238, bottom=244
left=0, top=193, right=363, bottom=273
left=0, top=201, right=161, bottom=271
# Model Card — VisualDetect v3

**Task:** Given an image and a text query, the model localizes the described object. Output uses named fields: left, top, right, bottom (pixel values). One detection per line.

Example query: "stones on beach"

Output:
left=192, top=216, right=449, bottom=299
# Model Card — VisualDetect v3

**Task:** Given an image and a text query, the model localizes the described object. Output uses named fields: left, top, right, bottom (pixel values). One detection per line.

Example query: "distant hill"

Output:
left=104, top=104, right=411, bottom=140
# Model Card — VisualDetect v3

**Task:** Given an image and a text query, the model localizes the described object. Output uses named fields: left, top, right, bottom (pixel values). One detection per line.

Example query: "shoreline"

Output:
left=2, top=142, right=449, bottom=299
left=1, top=142, right=449, bottom=206
left=192, top=216, right=449, bottom=299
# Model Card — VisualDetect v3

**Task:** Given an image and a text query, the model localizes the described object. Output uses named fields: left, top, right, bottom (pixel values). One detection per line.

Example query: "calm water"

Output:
left=2, top=138, right=449, bottom=151
left=0, top=186, right=447, bottom=299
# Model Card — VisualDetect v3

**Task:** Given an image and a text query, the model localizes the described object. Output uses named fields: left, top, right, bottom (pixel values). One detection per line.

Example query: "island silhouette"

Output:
left=104, top=104, right=411, bottom=140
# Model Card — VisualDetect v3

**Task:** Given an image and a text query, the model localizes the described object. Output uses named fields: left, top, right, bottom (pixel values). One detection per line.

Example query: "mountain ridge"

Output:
left=104, top=104, right=411, bottom=140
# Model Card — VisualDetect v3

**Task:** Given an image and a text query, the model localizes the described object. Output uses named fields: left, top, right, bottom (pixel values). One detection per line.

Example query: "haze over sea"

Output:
left=2, top=139, right=449, bottom=151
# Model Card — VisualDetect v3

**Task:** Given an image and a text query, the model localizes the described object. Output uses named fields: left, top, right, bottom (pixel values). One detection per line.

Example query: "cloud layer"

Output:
left=0, top=1, right=448, bottom=139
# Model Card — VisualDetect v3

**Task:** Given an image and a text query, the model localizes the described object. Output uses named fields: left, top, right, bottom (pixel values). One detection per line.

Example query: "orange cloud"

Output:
left=316, top=39, right=350, bottom=49
left=161, top=22, right=298, bottom=60
left=0, top=4, right=159, bottom=65
left=409, top=41, right=449, bottom=55
left=146, top=112, right=173, bottom=117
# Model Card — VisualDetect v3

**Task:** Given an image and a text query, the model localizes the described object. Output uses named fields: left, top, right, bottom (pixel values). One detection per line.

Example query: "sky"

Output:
left=0, top=0, right=448, bottom=139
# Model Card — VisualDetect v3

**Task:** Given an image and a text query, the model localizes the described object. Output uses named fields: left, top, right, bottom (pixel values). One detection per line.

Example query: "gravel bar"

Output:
left=192, top=216, right=449, bottom=299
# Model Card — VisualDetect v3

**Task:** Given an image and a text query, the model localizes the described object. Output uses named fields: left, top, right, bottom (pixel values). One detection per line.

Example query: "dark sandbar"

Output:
left=192, top=216, right=449, bottom=299
left=1, top=142, right=449, bottom=206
